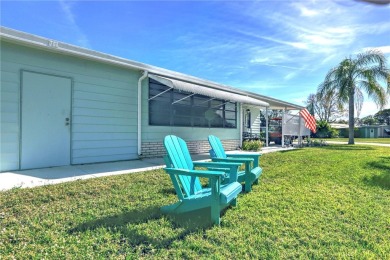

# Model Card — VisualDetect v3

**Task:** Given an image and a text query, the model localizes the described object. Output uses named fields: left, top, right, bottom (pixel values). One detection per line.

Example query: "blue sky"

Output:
left=1, top=0, right=390, bottom=117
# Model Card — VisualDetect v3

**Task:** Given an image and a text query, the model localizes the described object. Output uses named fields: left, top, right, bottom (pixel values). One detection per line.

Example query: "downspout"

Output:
left=281, top=107, right=286, bottom=147
left=265, top=107, right=269, bottom=147
left=138, top=71, right=148, bottom=156
left=239, top=104, right=243, bottom=148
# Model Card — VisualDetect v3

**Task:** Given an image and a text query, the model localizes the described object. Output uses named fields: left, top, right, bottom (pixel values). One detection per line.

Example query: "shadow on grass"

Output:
left=320, top=145, right=375, bottom=151
left=363, top=157, right=390, bottom=190
left=275, top=145, right=374, bottom=153
left=69, top=205, right=215, bottom=249
left=160, top=187, right=176, bottom=195
left=278, top=149, right=301, bottom=154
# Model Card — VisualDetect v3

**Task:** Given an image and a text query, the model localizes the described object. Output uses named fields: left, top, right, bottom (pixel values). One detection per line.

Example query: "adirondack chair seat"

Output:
left=184, top=181, right=242, bottom=205
left=162, top=135, right=243, bottom=226
left=208, top=135, right=263, bottom=192
left=210, top=155, right=263, bottom=191
left=251, top=166, right=262, bottom=183
left=160, top=170, right=242, bottom=214
left=207, top=165, right=262, bottom=185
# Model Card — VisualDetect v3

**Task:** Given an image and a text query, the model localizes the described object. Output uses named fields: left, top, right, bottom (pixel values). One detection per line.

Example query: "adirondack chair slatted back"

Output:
left=208, top=135, right=227, bottom=159
left=163, top=155, right=185, bottom=200
left=164, top=135, right=202, bottom=197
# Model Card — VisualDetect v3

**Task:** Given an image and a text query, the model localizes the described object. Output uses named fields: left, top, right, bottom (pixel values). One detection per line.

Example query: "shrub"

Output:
left=338, top=127, right=360, bottom=138
left=304, top=138, right=328, bottom=147
left=354, top=127, right=361, bottom=138
left=242, top=140, right=263, bottom=151
left=315, top=120, right=338, bottom=138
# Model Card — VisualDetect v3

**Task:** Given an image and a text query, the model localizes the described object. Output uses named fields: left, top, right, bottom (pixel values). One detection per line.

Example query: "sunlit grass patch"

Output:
left=1, top=145, right=389, bottom=259
left=326, top=137, right=390, bottom=144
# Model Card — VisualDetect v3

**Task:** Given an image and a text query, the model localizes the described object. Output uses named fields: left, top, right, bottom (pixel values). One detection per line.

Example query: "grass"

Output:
left=324, top=138, right=390, bottom=144
left=1, top=145, right=389, bottom=259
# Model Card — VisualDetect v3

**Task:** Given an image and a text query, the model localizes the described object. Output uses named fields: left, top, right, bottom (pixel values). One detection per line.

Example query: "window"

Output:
left=148, top=79, right=237, bottom=128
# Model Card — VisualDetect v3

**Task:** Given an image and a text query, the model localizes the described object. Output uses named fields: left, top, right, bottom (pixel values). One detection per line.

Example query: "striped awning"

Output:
left=149, top=74, right=269, bottom=107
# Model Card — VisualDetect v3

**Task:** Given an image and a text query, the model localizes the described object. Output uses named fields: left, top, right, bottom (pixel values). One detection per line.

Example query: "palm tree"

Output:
left=318, top=50, right=390, bottom=144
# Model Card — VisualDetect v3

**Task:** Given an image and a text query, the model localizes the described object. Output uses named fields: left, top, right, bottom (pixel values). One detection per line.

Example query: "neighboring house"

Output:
left=338, top=126, right=390, bottom=138
left=0, top=27, right=303, bottom=172
left=358, top=126, right=390, bottom=138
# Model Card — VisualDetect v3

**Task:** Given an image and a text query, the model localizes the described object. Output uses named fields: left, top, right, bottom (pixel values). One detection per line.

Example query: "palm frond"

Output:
left=356, top=50, right=386, bottom=69
left=354, top=88, right=364, bottom=118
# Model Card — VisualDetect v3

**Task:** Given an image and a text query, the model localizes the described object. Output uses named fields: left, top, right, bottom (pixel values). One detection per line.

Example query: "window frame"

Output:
left=148, top=79, right=237, bottom=128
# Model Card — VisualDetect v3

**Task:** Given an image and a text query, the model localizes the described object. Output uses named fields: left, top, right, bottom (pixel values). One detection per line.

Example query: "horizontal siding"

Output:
left=1, top=41, right=140, bottom=170
left=74, top=90, right=134, bottom=104
left=70, top=60, right=139, bottom=163
left=73, top=99, right=136, bottom=111
left=73, top=146, right=136, bottom=158
left=0, top=59, right=20, bottom=171
left=2, top=44, right=134, bottom=82
left=72, top=115, right=135, bottom=125
left=1, top=133, right=19, bottom=143
left=72, top=153, right=136, bottom=165
left=75, top=82, right=136, bottom=95
left=73, top=107, right=135, bottom=118
left=73, top=139, right=136, bottom=149
left=73, top=132, right=137, bottom=141
left=73, top=124, right=135, bottom=133
left=1, top=122, right=19, bottom=132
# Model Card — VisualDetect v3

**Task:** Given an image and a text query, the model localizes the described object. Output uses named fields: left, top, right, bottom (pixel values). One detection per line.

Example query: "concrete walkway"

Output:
left=0, top=146, right=293, bottom=191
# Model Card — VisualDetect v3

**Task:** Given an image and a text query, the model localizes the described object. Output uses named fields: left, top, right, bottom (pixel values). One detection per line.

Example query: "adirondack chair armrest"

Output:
left=227, top=153, right=261, bottom=158
left=227, top=153, right=262, bottom=167
left=164, top=168, right=225, bottom=179
left=193, top=161, right=241, bottom=169
left=211, top=157, right=253, bottom=163
left=193, top=162, right=240, bottom=182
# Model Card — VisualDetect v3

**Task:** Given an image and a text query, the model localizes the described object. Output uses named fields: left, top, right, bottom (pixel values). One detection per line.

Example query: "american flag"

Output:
left=300, top=109, right=317, bottom=133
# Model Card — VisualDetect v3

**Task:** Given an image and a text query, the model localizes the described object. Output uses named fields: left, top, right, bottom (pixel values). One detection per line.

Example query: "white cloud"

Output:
left=235, top=81, right=290, bottom=91
left=260, top=36, right=309, bottom=50
left=250, top=57, right=270, bottom=63
left=58, top=0, right=90, bottom=48
left=292, top=3, right=321, bottom=17
left=284, top=71, right=298, bottom=80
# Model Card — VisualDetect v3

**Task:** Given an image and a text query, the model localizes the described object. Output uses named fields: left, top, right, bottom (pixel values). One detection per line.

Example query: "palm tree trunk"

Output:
left=348, top=89, right=355, bottom=145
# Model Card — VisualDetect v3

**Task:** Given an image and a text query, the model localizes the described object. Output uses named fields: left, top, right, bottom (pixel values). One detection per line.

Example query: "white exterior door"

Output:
left=21, top=71, right=71, bottom=169
left=369, top=129, right=374, bottom=138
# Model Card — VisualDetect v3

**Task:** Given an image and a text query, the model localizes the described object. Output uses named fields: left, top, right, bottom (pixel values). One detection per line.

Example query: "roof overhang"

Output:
left=149, top=74, right=269, bottom=107
left=1, top=26, right=303, bottom=110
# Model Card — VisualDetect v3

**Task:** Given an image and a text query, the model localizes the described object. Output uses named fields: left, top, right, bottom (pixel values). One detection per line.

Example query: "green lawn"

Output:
left=323, top=138, right=390, bottom=144
left=1, top=145, right=389, bottom=259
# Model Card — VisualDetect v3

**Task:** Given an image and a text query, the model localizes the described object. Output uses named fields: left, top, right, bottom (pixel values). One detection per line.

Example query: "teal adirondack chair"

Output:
left=162, top=135, right=243, bottom=226
left=208, top=135, right=263, bottom=192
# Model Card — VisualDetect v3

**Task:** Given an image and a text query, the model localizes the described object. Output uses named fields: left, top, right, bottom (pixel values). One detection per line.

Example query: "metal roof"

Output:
left=149, top=74, right=269, bottom=107
left=0, top=26, right=304, bottom=110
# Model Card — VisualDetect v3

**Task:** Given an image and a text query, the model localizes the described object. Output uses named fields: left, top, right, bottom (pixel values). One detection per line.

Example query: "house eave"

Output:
left=1, top=26, right=303, bottom=110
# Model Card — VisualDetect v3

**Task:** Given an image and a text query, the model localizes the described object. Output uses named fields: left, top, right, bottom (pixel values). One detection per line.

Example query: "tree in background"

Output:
left=374, top=108, right=390, bottom=125
left=305, top=92, right=347, bottom=123
left=360, top=115, right=378, bottom=125
left=318, top=50, right=390, bottom=144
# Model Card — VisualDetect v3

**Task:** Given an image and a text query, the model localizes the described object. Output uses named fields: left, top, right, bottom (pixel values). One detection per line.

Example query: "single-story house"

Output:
left=0, top=27, right=303, bottom=172
left=338, top=125, right=390, bottom=138
left=357, top=125, right=390, bottom=138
